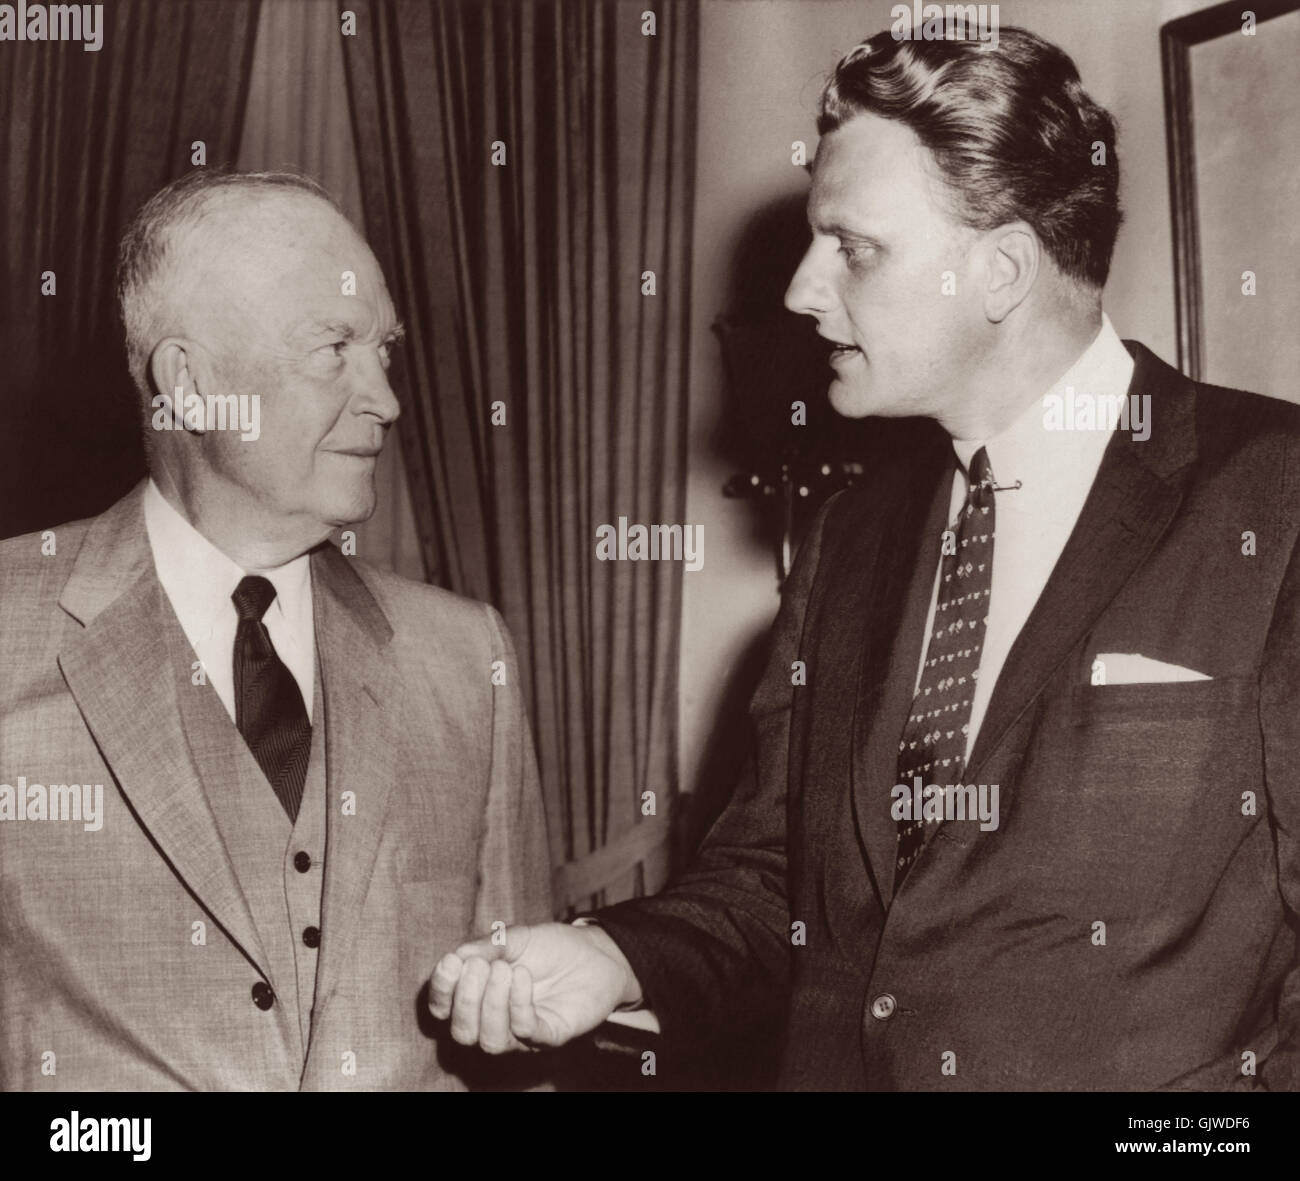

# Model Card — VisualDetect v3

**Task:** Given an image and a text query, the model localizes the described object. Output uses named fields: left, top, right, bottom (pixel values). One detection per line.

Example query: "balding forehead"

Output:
left=174, top=193, right=379, bottom=300
left=176, top=186, right=356, bottom=258
left=162, top=193, right=390, bottom=348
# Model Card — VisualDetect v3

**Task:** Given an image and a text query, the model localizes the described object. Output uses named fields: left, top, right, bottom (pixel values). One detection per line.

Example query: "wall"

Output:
left=678, top=0, right=1211, bottom=804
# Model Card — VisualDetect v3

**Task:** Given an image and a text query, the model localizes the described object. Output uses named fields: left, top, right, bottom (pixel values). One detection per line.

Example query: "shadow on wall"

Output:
left=707, top=191, right=866, bottom=478
left=677, top=191, right=881, bottom=865
left=663, top=189, right=938, bottom=1087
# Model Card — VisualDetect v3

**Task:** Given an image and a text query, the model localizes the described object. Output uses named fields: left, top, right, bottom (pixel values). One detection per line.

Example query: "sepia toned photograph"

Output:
left=2, top=0, right=1298, bottom=1161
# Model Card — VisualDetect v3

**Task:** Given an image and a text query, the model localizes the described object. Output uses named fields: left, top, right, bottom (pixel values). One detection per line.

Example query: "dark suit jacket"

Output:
left=599, top=342, right=1300, bottom=1091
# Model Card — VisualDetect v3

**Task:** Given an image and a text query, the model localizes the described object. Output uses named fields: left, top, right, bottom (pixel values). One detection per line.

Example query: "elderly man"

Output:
left=0, top=170, right=551, bottom=1090
left=432, top=26, right=1300, bottom=1091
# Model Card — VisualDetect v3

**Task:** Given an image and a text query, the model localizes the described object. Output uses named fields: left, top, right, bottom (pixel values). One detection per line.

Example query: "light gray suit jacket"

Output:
left=0, top=482, right=552, bottom=1090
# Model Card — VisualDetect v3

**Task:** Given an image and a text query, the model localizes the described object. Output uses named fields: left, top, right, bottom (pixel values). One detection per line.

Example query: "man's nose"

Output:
left=784, top=243, right=832, bottom=318
left=352, top=355, right=402, bottom=425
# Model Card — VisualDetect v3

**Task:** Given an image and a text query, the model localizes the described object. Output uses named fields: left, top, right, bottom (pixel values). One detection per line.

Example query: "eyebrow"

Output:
left=296, top=319, right=407, bottom=344
left=808, top=216, right=878, bottom=240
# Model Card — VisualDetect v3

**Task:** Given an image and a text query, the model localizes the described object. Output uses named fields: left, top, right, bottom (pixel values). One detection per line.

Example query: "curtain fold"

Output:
left=343, top=0, right=698, bottom=907
left=0, top=0, right=262, bottom=539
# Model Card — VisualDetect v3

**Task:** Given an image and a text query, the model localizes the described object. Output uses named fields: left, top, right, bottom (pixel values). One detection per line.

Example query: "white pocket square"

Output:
left=1092, top=653, right=1211, bottom=685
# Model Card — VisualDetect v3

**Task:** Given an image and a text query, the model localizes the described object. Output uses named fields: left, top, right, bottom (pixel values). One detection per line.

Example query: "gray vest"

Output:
left=165, top=602, right=327, bottom=1070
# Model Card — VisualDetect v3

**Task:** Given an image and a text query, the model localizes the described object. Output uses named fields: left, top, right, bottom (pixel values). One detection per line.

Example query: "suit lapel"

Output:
left=57, top=482, right=273, bottom=977
left=963, top=342, right=1199, bottom=789
left=310, top=544, right=402, bottom=1018
left=789, top=420, right=949, bottom=905
left=851, top=461, right=956, bottom=902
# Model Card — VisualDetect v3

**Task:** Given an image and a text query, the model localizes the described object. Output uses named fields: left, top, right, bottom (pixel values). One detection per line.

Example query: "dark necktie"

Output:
left=894, top=447, right=996, bottom=892
left=232, top=575, right=311, bottom=821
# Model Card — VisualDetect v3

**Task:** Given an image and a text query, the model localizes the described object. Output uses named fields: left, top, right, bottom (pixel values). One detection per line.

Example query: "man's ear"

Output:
left=148, top=338, right=206, bottom=435
left=983, top=223, right=1039, bottom=323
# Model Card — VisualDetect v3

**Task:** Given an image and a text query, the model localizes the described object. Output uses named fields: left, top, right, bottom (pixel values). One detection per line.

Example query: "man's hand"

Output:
left=427, top=921, right=643, bottom=1053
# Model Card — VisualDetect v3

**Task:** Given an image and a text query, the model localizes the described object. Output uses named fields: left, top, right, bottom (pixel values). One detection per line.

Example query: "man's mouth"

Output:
left=820, top=332, right=861, bottom=360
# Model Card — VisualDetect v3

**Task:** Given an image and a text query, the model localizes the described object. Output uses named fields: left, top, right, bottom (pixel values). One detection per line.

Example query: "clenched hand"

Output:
left=427, top=921, right=643, bottom=1053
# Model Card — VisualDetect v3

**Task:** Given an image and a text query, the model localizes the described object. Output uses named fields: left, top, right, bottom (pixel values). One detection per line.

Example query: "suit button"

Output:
left=302, top=925, right=321, bottom=949
left=870, top=994, right=897, bottom=1020
left=251, top=981, right=275, bottom=1010
left=293, top=851, right=311, bottom=873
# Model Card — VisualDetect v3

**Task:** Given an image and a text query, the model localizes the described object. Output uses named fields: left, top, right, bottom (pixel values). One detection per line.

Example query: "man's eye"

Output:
left=330, top=341, right=348, bottom=357
left=838, top=243, right=874, bottom=263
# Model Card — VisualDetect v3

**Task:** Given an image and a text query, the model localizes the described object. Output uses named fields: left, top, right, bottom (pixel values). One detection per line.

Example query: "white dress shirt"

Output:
left=143, top=479, right=316, bottom=722
left=917, top=314, right=1136, bottom=760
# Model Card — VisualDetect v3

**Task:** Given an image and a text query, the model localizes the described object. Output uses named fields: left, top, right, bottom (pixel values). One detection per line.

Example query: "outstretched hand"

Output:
left=427, top=921, right=642, bottom=1053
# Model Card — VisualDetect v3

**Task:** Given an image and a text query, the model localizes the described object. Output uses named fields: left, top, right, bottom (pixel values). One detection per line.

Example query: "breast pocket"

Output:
left=1071, top=676, right=1254, bottom=726
left=1012, top=676, right=1259, bottom=919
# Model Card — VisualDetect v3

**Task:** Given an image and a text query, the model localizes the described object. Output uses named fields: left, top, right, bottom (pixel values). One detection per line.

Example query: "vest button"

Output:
left=251, top=981, right=275, bottom=1011
left=870, top=993, right=897, bottom=1020
left=302, top=925, right=321, bottom=949
left=293, top=851, right=311, bottom=873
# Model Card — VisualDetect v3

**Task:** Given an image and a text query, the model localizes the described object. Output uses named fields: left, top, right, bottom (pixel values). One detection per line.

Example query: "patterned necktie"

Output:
left=894, top=447, right=996, bottom=892
left=232, top=575, right=311, bottom=821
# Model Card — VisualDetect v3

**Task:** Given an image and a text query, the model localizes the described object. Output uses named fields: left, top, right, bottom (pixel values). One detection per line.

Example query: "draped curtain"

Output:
left=0, top=0, right=262, bottom=539
left=342, top=0, right=699, bottom=908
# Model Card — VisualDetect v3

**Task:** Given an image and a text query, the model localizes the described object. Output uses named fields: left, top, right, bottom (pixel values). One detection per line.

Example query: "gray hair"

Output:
left=115, top=169, right=342, bottom=399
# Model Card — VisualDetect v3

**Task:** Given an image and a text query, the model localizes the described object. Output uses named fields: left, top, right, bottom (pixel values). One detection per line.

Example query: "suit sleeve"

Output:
left=472, top=604, right=554, bottom=931
left=592, top=492, right=841, bottom=1047
left=1259, top=523, right=1300, bottom=1091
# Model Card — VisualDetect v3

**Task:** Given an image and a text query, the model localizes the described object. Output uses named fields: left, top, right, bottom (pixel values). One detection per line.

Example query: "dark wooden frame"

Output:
left=1160, top=0, right=1300, bottom=378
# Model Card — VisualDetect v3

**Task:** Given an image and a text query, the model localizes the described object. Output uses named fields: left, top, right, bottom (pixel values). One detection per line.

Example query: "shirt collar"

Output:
left=951, top=313, right=1135, bottom=486
left=143, top=479, right=312, bottom=634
